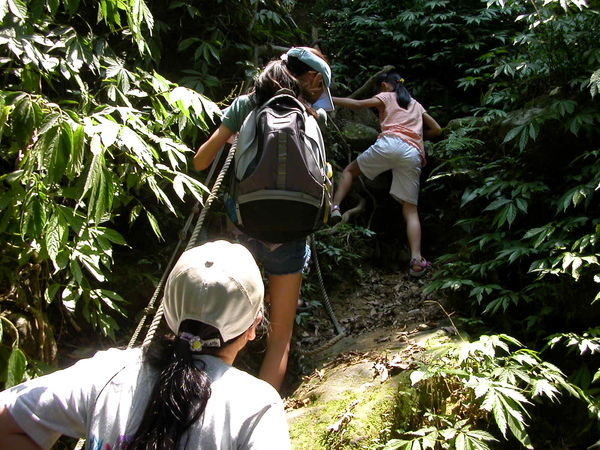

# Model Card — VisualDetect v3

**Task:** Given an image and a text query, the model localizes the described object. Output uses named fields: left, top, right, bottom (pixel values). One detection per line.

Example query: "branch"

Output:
left=349, top=65, right=395, bottom=99
left=319, top=196, right=367, bottom=235
left=255, top=44, right=290, bottom=59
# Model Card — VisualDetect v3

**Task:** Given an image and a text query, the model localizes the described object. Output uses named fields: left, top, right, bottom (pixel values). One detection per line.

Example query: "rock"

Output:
left=340, top=122, right=379, bottom=154
left=286, top=324, right=461, bottom=449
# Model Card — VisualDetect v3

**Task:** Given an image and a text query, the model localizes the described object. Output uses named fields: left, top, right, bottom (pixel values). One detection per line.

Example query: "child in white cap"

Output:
left=0, top=240, right=291, bottom=449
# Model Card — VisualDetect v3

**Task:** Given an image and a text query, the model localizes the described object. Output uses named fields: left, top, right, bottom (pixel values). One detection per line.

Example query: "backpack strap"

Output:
left=262, top=90, right=306, bottom=113
left=274, top=88, right=296, bottom=97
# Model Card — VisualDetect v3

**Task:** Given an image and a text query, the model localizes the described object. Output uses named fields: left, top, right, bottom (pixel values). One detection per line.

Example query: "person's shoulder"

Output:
left=374, top=91, right=396, bottom=107
left=375, top=91, right=395, bottom=100
left=222, top=94, right=255, bottom=130
left=206, top=358, right=282, bottom=402
left=65, top=347, right=143, bottom=377
left=228, top=94, right=256, bottom=113
left=410, top=98, right=425, bottom=110
left=92, top=347, right=143, bottom=363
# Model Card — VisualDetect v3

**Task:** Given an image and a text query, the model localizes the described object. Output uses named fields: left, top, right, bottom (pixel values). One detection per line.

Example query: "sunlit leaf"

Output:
left=6, top=347, right=26, bottom=388
left=145, top=209, right=163, bottom=241
left=7, top=0, right=27, bottom=20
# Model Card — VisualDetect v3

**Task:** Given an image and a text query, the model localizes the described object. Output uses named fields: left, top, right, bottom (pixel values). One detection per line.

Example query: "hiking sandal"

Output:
left=409, top=258, right=432, bottom=277
left=329, top=204, right=342, bottom=225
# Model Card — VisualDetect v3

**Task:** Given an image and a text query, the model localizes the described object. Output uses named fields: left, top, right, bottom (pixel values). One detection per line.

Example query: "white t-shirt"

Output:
left=0, top=347, right=290, bottom=449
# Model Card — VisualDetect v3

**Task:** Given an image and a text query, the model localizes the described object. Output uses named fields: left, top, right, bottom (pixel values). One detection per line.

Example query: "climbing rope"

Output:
left=75, top=139, right=343, bottom=449
left=74, top=144, right=237, bottom=450
left=140, top=141, right=238, bottom=347
left=295, top=237, right=346, bottom=357
left=126, top=207, right=197, bottom=349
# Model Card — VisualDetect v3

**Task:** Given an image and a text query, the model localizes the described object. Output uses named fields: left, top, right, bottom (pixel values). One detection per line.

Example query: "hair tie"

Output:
left=400, top=78, right=405, bottom=83
left=179, top=332, right=221, bottom=352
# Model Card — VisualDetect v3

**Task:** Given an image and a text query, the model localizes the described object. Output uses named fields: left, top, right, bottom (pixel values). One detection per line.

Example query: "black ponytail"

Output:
left=125, top=321, right=221, bottom=450
left=377, top=72, right=412, bottom=109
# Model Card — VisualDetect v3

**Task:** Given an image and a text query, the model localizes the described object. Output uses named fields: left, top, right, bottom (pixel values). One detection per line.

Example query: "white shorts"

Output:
left=357, top=134, right=422, bottom=205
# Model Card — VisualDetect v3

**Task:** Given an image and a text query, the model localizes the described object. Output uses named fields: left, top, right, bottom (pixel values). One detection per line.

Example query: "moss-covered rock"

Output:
left=287, top=359, right=402, bottom=449
left=286, top=327, right=458, bottom=449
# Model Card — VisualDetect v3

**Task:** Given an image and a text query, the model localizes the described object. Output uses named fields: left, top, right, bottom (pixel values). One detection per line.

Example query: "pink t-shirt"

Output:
left=374, top=91, right=426, bottom=164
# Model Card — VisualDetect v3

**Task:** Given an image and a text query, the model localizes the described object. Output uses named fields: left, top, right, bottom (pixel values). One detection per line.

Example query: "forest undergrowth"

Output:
left=0, top=0, right=599, bottom=449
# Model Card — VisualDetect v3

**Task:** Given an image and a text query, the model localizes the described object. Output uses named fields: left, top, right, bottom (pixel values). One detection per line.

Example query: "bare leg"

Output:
left=333, top=160, right=362, bottom=207
left=258, top=272, right=302, bottom=390
left=402, top=201, right=422, bottom=262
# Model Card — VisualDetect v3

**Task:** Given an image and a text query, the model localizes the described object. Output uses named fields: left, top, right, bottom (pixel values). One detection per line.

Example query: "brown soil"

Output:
left=284, top=266, right=450, bottom=396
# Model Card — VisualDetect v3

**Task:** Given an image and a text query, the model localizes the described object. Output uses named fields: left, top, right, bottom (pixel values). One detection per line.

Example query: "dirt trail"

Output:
left=284, top=267, right=451, bottom=395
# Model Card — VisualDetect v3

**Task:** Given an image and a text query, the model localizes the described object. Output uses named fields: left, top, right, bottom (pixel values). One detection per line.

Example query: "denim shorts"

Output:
left=236, top=236, right=311, bottom=276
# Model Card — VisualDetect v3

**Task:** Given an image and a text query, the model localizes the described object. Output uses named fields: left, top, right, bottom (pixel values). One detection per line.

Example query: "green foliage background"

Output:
left=0, top=0, right=598, bottom=448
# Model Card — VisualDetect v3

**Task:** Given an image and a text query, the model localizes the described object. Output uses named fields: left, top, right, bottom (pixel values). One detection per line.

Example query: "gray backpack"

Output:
left=225, top=91, right=332, bottom=243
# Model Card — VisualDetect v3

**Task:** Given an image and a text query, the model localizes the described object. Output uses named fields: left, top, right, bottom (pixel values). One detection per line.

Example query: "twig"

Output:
left=423, top=300, right=466, bottom=342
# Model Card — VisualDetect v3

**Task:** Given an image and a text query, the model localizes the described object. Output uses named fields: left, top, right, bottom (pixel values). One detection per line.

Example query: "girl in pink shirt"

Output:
left=331, top=72, right=442, bottom=276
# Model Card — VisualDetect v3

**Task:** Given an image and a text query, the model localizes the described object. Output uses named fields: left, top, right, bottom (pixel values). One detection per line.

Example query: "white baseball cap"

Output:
left=163, top=240, right=264, bottom=344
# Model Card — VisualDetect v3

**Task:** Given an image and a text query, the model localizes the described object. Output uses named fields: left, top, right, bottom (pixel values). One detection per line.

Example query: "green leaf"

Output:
left=531, top=378, right=560, bottom=401
left=515, top=197, right=528, bottom=214
left=70, top=258, right=84, bottom=284
left=7, top=0, right=27, bottom=20
left=94, top=227, right=127, bottom=246
left=145, top=209, right=163, bottom=241
left=68, top=124, right=86, bottom=178
left=45, top=213, right=68, bottom=269
left=120, top=125, right=155, bottom=166
left=76, top=249, right=106, bottom=282
left=22, top=192, right=48, bottom=237
left=12, top=94, right=39, bottom=148
left=92, top=289, right=126, bottom=315
left=497, top=202, right=518, bottom=228
left=172, top=173, right=209, bottom=204
left=47, top=0, right=58, bottom=15
left=64, top=0, right=80, bottom=15
left=6, top=347, right=26, bottom=388
left=38, top=112, right=61, bottom=135
left=484, top=198, right=510, bottom=211
left=44, top=283, right=60, bottom=305
left=146, top=175, right=176, bottom=215
left=461, top=187, right=479, bottom=206
left=502, top=124, right=524, bottom=144
left=0, top=0, right=8, bottom=21
left=79, top=149, right=113, bottom=224
left=41, top=121, right=72, bottom=183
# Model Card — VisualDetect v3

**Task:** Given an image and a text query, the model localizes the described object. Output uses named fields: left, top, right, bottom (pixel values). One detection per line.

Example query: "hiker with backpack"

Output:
left=193, top=47, right=333, bottom=391
left=330, top=72, right=442, bottom=277
left=0, top=241, right=291, bottom=449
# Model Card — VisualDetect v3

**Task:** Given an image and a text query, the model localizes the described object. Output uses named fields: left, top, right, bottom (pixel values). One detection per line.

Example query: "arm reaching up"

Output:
left=332, top=96, right=382, bottom=110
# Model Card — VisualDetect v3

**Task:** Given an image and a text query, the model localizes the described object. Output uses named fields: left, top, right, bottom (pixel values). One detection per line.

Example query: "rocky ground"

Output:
left=270, top=264, right=458, bottom=450
left=286, top=266, right=451, bottom=391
